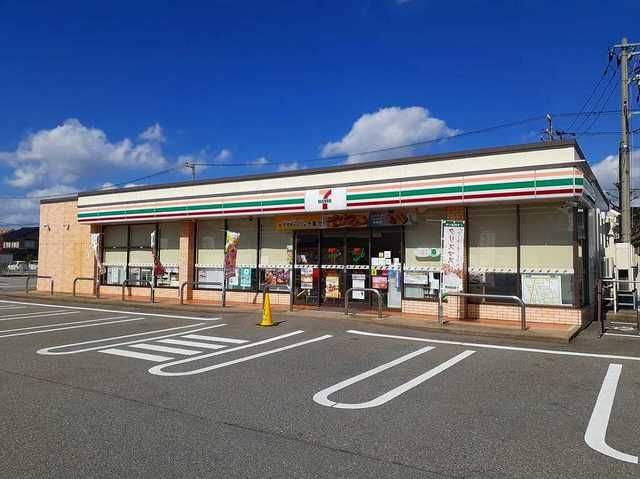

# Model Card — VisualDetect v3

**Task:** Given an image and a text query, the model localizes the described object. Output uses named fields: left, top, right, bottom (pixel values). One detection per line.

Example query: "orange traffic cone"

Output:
left=259, top=292, right=274, bottom=326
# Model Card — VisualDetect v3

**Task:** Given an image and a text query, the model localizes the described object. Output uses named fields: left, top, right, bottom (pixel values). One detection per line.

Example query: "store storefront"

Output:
left=38, top=140, right=609, bottom=326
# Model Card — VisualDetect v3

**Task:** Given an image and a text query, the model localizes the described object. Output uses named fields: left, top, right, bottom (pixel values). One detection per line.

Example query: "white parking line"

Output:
left=313, top=348, right=475, bottom=409
left=100, top=348, right=173, bottom=362
left=0, top=317, right=144, bottom=339
left=182, top=334, right=248, bottom=344
left=0, top=311, right=80, bottom=322
left=347, top=330, right=640, bottom=362
left=158, top=338, right=226, bottom=349
left=584, top=364, right=638, bottom=464
left=149, top=334, right=333, bottom=376
left=0, top=306, right=26, bottom=310
left=0, top=299, right=220, bottom=321
left=130, top=343, right=203, bottom=356
left=37, top=324, right=226, bottom=355
left=604, top=333, right=640, bottom=339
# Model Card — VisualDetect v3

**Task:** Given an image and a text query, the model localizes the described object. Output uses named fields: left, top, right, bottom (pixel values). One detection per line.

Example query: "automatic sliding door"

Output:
left=346, top=230, right=369, bottom=307
left=294, top=232, right=319, bottom=306
left=320, top=231, right=344, bottom=307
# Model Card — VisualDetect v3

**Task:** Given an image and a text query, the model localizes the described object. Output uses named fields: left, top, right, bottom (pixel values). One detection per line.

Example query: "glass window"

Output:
left=195, top=220, right=225, bottom=289
left=226, top=219, right=258, bottom=290
left=157, top=222, right=181, bottom=287
left=519, top=203, right=574, bottom=306
left=103, top=225, right=128, bottom=285
left=260, top=218, right=293, bottom=289
left=468, top=206, right=518, bottom=298
left=128, top=224, right=154, bottom=286
left=196, top=220, right=225, bottom=266
left=404, top=208, right=444, bottom=300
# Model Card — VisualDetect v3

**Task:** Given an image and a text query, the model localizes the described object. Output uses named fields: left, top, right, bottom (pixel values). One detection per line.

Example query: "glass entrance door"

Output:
left=346, top=230, right=370, bottom=307
left=320, top=231, right=344, bottom=307
left=294, top=232, right=319, bottom=306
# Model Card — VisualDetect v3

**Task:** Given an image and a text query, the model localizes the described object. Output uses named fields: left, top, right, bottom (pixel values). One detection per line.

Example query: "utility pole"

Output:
left=611, top=38, right=640, bottom=242
left=184, top=161, right=196, bottom=184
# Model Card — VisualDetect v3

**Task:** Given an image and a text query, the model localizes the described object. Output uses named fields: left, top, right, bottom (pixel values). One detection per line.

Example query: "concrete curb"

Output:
left=0, top=291, right=579, bottom=344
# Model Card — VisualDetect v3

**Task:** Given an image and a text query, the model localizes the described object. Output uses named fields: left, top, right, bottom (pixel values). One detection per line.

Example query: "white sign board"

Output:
left=521, top=274, right=562, bottom=305
left=441, top=220, right=465, bottom=292
left=304, top=188, right=347, bottom=212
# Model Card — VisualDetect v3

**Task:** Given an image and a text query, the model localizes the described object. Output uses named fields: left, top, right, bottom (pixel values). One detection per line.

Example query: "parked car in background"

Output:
left=28, top=261, right=38, bottom=272
left=7, top=261, right=26, bottom=272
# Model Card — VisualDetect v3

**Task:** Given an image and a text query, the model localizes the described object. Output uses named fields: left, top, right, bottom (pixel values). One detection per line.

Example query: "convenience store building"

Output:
left=38, top=140, right=609, bottom=326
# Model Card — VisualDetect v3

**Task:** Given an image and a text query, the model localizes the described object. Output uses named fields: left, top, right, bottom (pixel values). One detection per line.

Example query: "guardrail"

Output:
left=262, top=283, right=293, bottom=312
left=121, top=280, right=154, bottom=303
left=440, top=291, right=527, bottom=330
left=25, top=275, right=54, bottom=295
left=179, top=281, right=223, bottom=305
left=344, top=287, right=383, bottom=319
left=72, top=277, right=100, bottom=298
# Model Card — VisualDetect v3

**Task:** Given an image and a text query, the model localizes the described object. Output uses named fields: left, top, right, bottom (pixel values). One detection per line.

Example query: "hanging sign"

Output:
left=150, top=230, right=166, bottom=276
left=441, top=220, right=465, bottom=292
left=304, top=188, right=347, bottom=212
left=224, top=231, right=241, bottom=278
left=89, top=233, right=106, bottom=275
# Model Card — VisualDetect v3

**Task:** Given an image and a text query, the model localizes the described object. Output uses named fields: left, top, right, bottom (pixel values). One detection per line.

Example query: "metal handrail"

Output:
left=262, top=283, right=293, bottom=312
left=597, top=278, right=640, bottom=336
left=345, top=287, right=383, bottom=319
left=73, top=277, right=100, bottom=298
left=179, top=281, right=223, bottom=305
left=442, top=291, right=527, bottom=330
left=121, top=279, right=153, bottom=302
left=25, top=275, right=53, bottom=295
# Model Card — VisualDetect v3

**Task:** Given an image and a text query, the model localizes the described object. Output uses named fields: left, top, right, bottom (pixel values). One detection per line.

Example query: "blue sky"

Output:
left=0, top=0, right=639, bottom=224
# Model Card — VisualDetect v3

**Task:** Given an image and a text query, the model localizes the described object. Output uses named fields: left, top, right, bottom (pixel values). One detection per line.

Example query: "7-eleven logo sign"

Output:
left=304, top=187, right=347, bottom=212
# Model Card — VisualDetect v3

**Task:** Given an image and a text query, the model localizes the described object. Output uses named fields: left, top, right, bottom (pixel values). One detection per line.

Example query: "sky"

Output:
left=0, top=0, right=639, bottom=225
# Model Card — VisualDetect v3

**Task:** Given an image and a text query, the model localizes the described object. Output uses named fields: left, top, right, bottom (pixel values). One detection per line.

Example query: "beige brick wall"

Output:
left=38, top=200, right=97, bottom=294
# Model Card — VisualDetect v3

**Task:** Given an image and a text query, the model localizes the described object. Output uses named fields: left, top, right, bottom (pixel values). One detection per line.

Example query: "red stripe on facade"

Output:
left=78, top=205, right=306, bottom=222
left=347, top=199, right=402, bottom=207
left=400, top=195, right=464, bottom=204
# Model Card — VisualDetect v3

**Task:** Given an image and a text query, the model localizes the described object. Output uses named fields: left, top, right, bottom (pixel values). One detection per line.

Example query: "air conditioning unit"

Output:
left=601, top=257, right=614, bottom=278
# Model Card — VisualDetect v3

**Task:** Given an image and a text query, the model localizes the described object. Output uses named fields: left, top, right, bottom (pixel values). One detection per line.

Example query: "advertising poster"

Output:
left=90, top=233, right=106, bottom=275
left=239, top=267, right=252, bottom=288
left=301, top=268, right=314, bottom=290
left=404, top=272, right=429, bottom=285
left=372, top=275, right=388, bottom=290
left=442, top=220, right=465, bottom=292
left=325, top=275, right=341, bottom=299
left=521, top=274, right=562, bottom=305
left=224, top=231, right=240, bottom=278
left=351, top=273, right=365, bottom=299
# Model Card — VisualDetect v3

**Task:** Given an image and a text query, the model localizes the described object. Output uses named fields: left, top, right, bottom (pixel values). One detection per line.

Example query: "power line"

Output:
left=574, top=66, right=619, bottom=134
left=566, top=50, right=616, bottom=132
left=0, top=108, right=636, bottom=201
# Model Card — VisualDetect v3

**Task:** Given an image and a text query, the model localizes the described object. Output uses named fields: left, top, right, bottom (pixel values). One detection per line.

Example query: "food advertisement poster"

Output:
left=224, top=231, right=240, bottom=278
left=372, top=275, right=388, bottom=290
left=264, top=269, right=289, bottom=285
left=325, top=275, right=341, bottom=299
left=301, top=268, right=314, bottom=290
left=368, top=210, right=416, bottom=227
left=441, top=220, right=464, bottom=291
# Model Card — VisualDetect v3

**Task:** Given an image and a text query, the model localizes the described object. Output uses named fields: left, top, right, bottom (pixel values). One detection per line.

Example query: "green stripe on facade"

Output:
left=78, top=175, right=578, bottom=219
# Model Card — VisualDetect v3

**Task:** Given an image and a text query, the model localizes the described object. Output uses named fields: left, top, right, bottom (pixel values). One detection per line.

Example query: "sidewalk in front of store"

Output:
left=0, top=290, right=581, bottom=343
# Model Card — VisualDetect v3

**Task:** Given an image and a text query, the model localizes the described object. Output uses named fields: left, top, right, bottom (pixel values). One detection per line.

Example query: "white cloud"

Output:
left=591, top=149, right=640, bottom=204
left=138, top=123, right=166, bottom=143
left=0, top=119, right=169, bottom=189
left=216, top=149, right=232, bottom=162
left=278, top=162, right=299, bottom=172
left=321, top=106, right=459, bottom=164
left=0, top=184, right=77, bottom=225
left=177, top=148, right=232, bottom=176
left=253, top=157, right=268, bottom=167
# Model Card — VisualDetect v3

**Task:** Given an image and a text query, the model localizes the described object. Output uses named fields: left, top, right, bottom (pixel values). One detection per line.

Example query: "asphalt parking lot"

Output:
left=0, top=297, right=638, bottom=478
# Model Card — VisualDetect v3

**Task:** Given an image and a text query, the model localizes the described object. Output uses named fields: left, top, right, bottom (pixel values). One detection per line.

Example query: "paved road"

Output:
left=0, top=275, right=29, bottom=292
left=0, top=297, right=638, bottom=478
